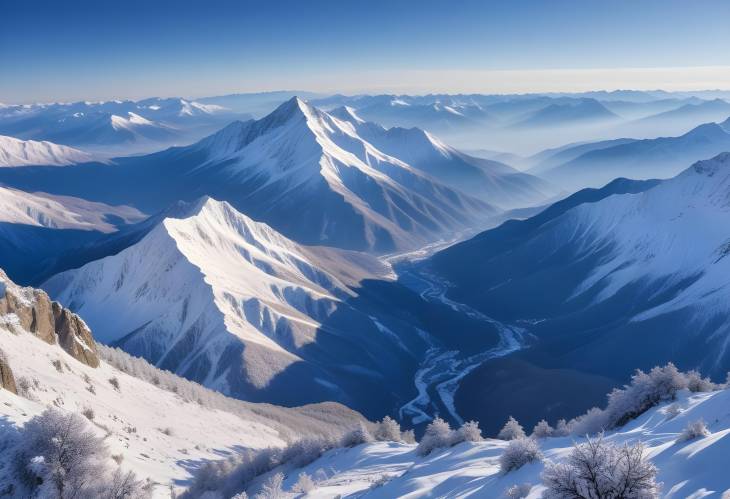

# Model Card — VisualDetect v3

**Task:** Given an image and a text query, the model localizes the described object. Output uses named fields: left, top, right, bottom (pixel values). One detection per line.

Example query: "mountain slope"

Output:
left=0, top=186, right=146, bottom=284
left=429, top=155, right=730, bottom=426
left=0, top=98, right=504, bottom=253
left=539, top=119, right=730, bottom=190
left=42, top=198, right=442, bottom=416
left=329, top=106, right=559, bottom=209
left=0, top=270, right=366, bottom=496
left=511, top=98, right=620, bottom=129
left=0, top=135, right=95, bottom=167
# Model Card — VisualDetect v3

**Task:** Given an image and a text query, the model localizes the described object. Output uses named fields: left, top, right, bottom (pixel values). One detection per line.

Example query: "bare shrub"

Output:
left=542, top=436, right=658, bottom=499
left=108, top=377, right=121, bottom=391
left=498, top=416, right=526, bottom=441
left=499, top=437, right=542, bottom=473
left=676, top=419, right=710, bottom=443
left=416, top=417, right=453, bottom=456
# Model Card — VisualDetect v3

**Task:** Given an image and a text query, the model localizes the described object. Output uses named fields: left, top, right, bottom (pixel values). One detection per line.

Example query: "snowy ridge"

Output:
left=0, top=185, right=144, bottom=233
left=43, top=197, right=418, bottom=407
left=0, top=134, right=95, bottom=167
left=0, top=272, right=365, bottom=497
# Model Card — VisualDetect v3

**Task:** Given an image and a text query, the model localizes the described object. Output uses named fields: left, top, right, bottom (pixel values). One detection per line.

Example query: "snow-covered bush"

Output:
left=542, top=436, right=658, bottom=499
left=255, top=472, right=285, bottom=499
left=665, top=403, right=682, bottom=419
left=291, top=472, right=315, bottom=493
left=531, top=419, right=554, bottom=439
left=184, top=437, right=337, bottom=498
left=456, top=420, right=483, bottom=442
left=568, top=363, right=692, bottom=436
left=498, top=416, right=526, bottom=440
left=401, top=429, right=417, bottom=444
left=676, top=419, right=710, bottom=443
left=553, top=419, right=570, bottom=437
left=341, top=422, right=373, bottom=447
left=504, top=483, right=533, bottom=498
left=13, top=408, right=149, bottom=498
left=374, top=416, right=401, bottom=442
left=499, top=437, right=542, bottom=473
left=369, top=474, right=394, bottom=489
left=686, top=370, right=717, bottom=392
left=416, top=417, right=453, bottom=456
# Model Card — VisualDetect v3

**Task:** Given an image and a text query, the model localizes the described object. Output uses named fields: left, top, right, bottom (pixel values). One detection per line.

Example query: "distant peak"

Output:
left=328, top=106, right=364, bottom=124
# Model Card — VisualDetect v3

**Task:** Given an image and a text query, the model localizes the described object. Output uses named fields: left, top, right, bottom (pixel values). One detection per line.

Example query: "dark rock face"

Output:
left=0, top=350, right=17, bottom=394
left=0, top=270, right=99, bottom=368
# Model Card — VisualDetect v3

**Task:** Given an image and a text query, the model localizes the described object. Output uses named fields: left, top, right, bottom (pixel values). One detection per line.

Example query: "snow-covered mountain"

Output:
left=0, top=135, right=95, bottom=167
left=0, top=270, right=366, bottom=496
left=0, top=97, right=520, bottom=253
left=42, top=197, right=439, bottom=416
left=510, top=98, right=620, bottom=129
left=327, top=106, right=558, bottom=208
left=0, top=186, right=146, bottom=284
left=534, top=118, right=730, bottom=190
left=0, top=98, right=248, bottom=153
left=429, top=155, right=730, bottom=427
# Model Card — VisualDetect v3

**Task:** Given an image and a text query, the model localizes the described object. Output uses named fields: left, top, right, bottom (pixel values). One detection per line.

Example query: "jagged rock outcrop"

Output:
left=0, top=269, right=99, bottom=367
left=0, top=349, right=16, bottom=394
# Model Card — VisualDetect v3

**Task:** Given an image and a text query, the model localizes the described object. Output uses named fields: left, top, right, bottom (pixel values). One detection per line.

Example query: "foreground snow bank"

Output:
left=233, top=389, right=730, bottom=498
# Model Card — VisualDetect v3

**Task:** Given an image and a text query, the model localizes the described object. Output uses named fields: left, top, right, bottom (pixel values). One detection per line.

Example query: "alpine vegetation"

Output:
left=498, top=416, right=527, bottom=440
left=542, top=436, right=659, bottom=499
left=499, top=437, right=543, bottom=473
left=676, top=419, right=710, bottom=443
left=9, top=409, right=149, bottom=498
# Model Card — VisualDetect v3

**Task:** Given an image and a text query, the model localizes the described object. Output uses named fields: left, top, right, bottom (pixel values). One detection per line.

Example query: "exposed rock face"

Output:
left=0, top=350, right=17, bottom=394
left=0, top=269, right=99, bottom=368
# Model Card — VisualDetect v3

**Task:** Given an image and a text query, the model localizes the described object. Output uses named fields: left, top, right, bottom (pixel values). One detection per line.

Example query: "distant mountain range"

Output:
left=0, top=98, right=556, bottom=255
left=531, top=117, right=730, bottom=190
left=428, top=153, right=730, bottom=429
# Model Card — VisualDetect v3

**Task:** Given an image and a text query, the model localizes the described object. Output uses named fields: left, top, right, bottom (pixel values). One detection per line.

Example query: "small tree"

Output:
left=401, top=429, right=417, bottom=444
left=416, top=417, right=453, bottom=456
left=676, top=419, right=710, bottom=443
left=531, top=419, right=554, bottom=439
left=374, top=416, right=401, bottom=442
left=255, top=472, right=285, bottom=499
left=341, top=422, right=373, bottom=447
left=291, top=472, right=315, bottom=493
left=457, top=421, right=483, bottom=442
left=499, top=438, right=542, bottom=473
left=553, top=419, right=570, bottom=437
left=17, top=408, right=109, bottom=497
left=498, top=416, right=526, bottom=440
left=542, top=436, right=658, bottom=499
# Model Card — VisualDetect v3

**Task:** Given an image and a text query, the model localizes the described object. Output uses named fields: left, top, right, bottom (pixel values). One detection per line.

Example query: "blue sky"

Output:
left=3, top=0, right=730, bottom=103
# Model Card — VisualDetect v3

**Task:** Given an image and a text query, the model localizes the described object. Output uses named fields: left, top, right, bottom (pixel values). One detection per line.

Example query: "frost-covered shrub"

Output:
left=553, top=419, right=570, bottom=437
left=401, top=429, right=417, bottom=444
left=108, top=376, right=121, bottom=391
left=255, top=472, right=285, bottom=499
left=370, top=473, right=394, bottom=489
left=291, top=472, right=315, bottom=493
left=184, top=437, right=337, bottom=498
left=686, top=370, right=717, bottom=393
left=498, top=416, right=526, bottom=441
left=504, top=483, right=532, bottom=499
left=568, top=363, right=690, bottom=436
left=676, top=419, right=710, bottom=443
left=499, top=438, right=542, bottom=473
left=13, top=408, right=149, bottom=499
left=416, top=417, right=453, bottom=456
left=531, top=419, right=554, bottom=439
left=665, top=403, right=682, bottom=419
left=341, top=422, right=373, bottom=447
left=374, top=416, right=401, bottom=442
left=456, top=420, right=483, bottom=443
left=542, top=436, right=658, bottom=499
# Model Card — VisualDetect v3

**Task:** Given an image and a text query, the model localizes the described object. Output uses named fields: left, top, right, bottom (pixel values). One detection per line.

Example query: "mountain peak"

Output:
left=687, top=152, right=730, bottom=178
left=328, top=105, right=365, bottom=124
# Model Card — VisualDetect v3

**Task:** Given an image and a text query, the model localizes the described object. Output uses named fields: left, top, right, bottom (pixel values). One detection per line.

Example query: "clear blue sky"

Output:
left=3, top=0, right=730, bottom=103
